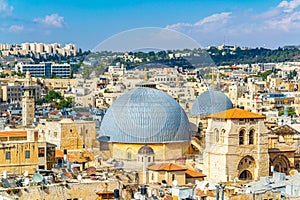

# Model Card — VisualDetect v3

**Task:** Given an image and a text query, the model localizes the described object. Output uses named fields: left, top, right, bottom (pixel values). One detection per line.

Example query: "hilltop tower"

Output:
left=22, top=71, right=35, bottom=127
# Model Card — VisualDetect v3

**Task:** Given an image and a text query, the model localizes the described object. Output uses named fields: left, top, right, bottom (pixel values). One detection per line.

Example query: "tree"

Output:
left=44, top=90, right=62, bottom=103
left=35, top=98, right=43, bottom=105
left=57, top=99, right=72, bottom=110
left=51, top=72, right=57, bottom=79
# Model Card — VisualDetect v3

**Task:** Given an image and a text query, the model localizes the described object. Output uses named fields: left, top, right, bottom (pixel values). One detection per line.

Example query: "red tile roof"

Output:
left=148, top=163, right=186, bottom=171
left=207, top=108, right=265, bottom=119
left=185, top=169, right=206, bottom=178
left=0, top=131, right=27, bottom=137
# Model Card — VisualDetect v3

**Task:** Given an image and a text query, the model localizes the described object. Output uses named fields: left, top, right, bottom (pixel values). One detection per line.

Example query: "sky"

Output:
left=1, top=0, right=300, bottom=50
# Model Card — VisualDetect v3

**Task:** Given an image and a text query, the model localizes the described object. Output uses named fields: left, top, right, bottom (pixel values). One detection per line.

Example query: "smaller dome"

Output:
left=138, top=145, right=154, bottom=155
left=190, top=87, right=233, bottom=117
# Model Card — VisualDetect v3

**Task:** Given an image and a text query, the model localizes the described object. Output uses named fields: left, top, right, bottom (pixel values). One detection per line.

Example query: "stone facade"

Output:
left=0, top=180, right=118, bottom=200
left=36, top=118, right=98, bottom=151
left=22, top=72, right=35, bottom=127
left=0, top=141, right=56, bottom=174
left=203, top=110, right=269, bottom=182
left=148, top=170, right=186, bottom=185
left=101, top=141, right=190, bottom=161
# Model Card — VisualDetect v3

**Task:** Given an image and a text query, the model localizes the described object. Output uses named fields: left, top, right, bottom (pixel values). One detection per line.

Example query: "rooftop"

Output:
left=207, top=108, right=266, bottom=119
left=148, top=163, right=186, bottom=171
left=185, top=169, right=206, bottom=178
left=0, top=130, right=27, bottom=137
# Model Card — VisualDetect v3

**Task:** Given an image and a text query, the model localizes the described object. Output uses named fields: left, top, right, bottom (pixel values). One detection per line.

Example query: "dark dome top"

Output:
left=138, top=145, right=154, bottom=155
left=190, top=88, right=233, bottom=117
left=99, top=87, right=191, bottom=143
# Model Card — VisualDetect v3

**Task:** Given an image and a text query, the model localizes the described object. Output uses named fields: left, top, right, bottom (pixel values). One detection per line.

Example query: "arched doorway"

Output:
left=271, top=155, right=290, bottom=174
left=239, top=170, right=252, bottom=180
left=238, top=156, right=255, bottom=180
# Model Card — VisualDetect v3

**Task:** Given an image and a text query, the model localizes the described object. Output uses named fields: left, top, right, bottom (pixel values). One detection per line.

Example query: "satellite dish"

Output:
left=114, top=161, right=124, bottom=168
left=32, top=173, right=44, bottom=183
left=134, top=192, right=142, bottom=200
left=3, top=171, right=7, bottom=179
left=289, top=169, right=299, bottom=176
left=172, top=180, right=178, bottom=187
left=179, top=189, right=190, bottom=199
left=24, top=178, right=30, bottom=186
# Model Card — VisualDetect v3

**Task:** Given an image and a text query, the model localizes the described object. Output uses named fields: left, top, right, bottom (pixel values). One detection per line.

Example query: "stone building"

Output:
left=36, top=118, right=98, bottom=151
left=203, top=108, right=269, bottom=182
left=268, top=124, right=300, bottom=174
left=0, top=130, right=56, bottom=174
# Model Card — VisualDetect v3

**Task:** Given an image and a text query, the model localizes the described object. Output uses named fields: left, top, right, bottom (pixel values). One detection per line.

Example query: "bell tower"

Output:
left=22, top=71, right=35, bottom=127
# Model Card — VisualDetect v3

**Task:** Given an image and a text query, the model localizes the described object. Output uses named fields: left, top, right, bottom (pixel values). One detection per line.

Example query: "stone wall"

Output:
left=0, top=180, right=119, bottom=200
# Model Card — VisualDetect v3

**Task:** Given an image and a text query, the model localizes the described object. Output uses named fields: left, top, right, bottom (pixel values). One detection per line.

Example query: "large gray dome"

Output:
left=100, top=87, right=191, bottom=143
left=190, top=88, right=233, bottom=117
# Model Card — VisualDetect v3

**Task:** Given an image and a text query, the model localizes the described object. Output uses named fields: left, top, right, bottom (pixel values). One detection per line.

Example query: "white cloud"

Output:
left=278, top=0, right=300, bottom=13
left=0, top=0, right=13, bottom=15
left=166, top=12, right=231, bottom=33
left=164, top=3, right=300, bottom=48
left=194, top=12, right=231, bottom=26
left=33, top=13, right=65, bottom=28
left=8, top=25, right=24, bottom=33
left=266, top=11, right=300, bottom=31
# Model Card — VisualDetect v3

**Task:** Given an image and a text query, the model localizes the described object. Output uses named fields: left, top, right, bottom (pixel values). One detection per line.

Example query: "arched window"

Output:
left=127, top=152, right=132, bottom=161
left=249, top=130, right=254, bottom=145
left=239, top=170, right=252, bottom=180
left=239, top=129, right=245, bottom=145
left=215, top=129, right=219, bottom=144
left=220, top=129, right=226, bottom=144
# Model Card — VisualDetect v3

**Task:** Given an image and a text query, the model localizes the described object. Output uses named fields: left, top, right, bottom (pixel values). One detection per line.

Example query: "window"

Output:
left=151, top=173, right=154, bottom=181
left=5, top=151, right=11, bottom=160
left=239, top=130, right=245, bottom=145
left=220, top=129, right=226, bottom=144
left=38, top=147, right=45, bottom=157
left=172, top=174, right=175, bottom=181
left=249, top=130, right=254, bottom=145
left=25, top=150, right=30, bottom=159
left=215, top=129, right=219, bottom=144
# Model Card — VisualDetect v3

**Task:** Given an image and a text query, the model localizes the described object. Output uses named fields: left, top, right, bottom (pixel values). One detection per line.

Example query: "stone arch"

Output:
left=239, top=128, right=246, bottom=145
left=239, top=170, right=252, bottom=180
left=271, top=154, right=290, bottom=174
left=237, top=155, right=255, bottom=180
